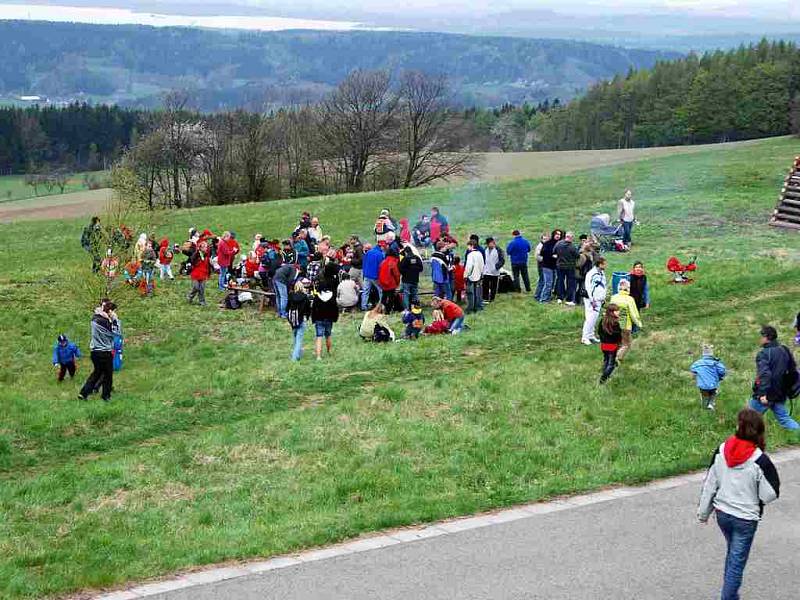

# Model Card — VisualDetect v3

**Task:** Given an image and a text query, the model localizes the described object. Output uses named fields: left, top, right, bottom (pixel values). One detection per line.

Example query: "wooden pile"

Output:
left=770, top=155, right=800, bottom=230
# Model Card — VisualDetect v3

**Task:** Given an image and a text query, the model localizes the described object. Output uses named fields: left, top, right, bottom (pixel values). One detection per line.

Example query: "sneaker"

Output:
left=566, top=301, right=576, bottom=307
left=590, top=338, right=601, bottom=344
left=556, top=299, right=563, bottom=304
left=706, top=402, right=716, bottom=411
left=77, top=393, right=87, bottom=401
left=581, top=339, right=592, bottom=346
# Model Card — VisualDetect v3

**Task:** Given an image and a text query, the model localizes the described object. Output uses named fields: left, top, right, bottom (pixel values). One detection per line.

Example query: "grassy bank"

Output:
left=0, top=137, right=798, bottom=598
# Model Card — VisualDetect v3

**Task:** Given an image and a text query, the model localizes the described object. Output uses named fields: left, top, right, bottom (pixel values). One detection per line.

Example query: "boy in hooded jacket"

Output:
left=53, top=334, right=82, bottom=381
left=690, top=344, right=727, bottom=410
left=311, top=287, right=339, bottom=360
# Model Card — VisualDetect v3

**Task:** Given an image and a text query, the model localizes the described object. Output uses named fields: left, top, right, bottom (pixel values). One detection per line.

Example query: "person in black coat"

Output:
left=747, top=325, right=800, bottom=430
left=311, top=287, right=340, bottom=361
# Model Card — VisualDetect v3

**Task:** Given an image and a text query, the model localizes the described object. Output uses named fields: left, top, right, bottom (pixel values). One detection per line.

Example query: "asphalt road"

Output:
left=150, top=457, right=800, bottom=600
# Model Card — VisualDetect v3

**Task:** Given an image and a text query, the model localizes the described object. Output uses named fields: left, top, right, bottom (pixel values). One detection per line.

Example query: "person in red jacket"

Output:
left=188, top=240, right=211, bottom=306
left=432, top=296, right=465, bottom=334
left=158, top=238, right=174, bottom=280
left=378, top=248, right=401, bottom=313
left=452, top=256, right=466, bottom=304
left=216, top=231, right=236, bottom=290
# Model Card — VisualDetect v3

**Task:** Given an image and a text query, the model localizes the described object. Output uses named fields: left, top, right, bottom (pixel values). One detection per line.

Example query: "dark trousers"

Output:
left=556, top=267, right=577, bottom=302
left=601, top=350, right=618, bottom=382
left=483, top=274, right=499, bottom=301
left=511, top=264, right=530, bottom=292
left=57, top=361, right=76, bottom=381
left=466, top=280, right=483, bottom=313
left=80, top=350, right=114, bottom=400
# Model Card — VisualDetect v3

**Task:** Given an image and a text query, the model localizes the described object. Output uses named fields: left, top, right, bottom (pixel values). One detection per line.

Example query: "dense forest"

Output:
left=530, top=40, right=800, bottom=149
left=0, top=21, right=676, bottom=110
left=0, top=104, right=143, bottom=174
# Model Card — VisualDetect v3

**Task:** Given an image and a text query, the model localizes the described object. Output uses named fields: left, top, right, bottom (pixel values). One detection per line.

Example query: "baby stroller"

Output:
left=667, top=256, right=697, bottom=284
left=590, top=214, right=626, bottom=253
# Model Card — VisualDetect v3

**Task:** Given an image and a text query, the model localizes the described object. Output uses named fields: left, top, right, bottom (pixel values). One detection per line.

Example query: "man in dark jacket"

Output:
left=748, top=325, right=800, bottom=430
left=554, top=231, right=580, bottom=305
left=349, top=236, right=364, bottom=285
left=399, top=245, right=424, bottom=310
left=78, top=300, right=120, bottom=402
left=506, top=230, right=532, bottom=293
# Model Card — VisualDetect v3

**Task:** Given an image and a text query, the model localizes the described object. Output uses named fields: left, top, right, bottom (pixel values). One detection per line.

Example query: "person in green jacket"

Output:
left=609, top=279, right=642, bottom=361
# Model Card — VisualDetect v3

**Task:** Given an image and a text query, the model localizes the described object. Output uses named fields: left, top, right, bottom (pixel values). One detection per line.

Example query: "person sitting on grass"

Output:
left=359, top=303, right=395, bottom=342
left=432, top=296, right=465, bottom=334
left=402, top=304, right=426, bottom=339
left=287, top=281, right=312, bottom=361
left=311, top=286, right=339, bottom=361
left=598, top=303, right=622, bottom=383
left=53, top=334, right=81, bottom=382
left=336, top=272, right=360, bottom=311
left=690, top=344, right=727, bottom=411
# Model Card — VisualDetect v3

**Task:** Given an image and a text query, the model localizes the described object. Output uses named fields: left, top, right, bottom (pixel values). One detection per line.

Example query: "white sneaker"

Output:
left=581, top=339, right=592, bottom=346
left=557, top=299, right=563, bottom=304
left=566, top=301, right=576, bottom=307
left=590, top=338, right=601, bottom=344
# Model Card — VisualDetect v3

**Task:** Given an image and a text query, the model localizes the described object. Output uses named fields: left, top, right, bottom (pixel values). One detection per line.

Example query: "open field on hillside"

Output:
left=0, top=136, right=799, bottom=599
left=0, top=188, right=112, bottom=223
left=0, top=172, right=107, bottom=204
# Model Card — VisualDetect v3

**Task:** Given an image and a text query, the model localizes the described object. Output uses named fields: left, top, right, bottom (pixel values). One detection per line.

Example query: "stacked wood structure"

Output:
left=770, top=155, right=800, bottom=230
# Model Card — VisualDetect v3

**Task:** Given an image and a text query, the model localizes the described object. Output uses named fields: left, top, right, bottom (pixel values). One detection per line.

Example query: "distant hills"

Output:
left=0, top=21, right=679, bottom=111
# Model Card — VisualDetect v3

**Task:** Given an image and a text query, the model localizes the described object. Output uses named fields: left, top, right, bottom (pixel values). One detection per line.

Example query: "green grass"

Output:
left=0, top=171, right=108, bottom=203
left=1, top=137, right=800, bottom=598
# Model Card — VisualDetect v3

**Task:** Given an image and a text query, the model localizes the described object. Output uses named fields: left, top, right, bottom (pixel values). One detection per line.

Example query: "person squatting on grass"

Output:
left=78, top=300, right=120, bottom=402
left=287, top=281, right=312, bottom=361
left=581, top=257, right=607, bottom=345
left=53, top=334, right=81, bottom=382
left=598, top=303, right=622, bottom=383
left=402, top=304, right=426, bottom=339
left=432, top=296, right=465, bottom=335
left=747, top=325, right=800, bottom=430
left=311, top=286, right=339, bottom=361
left=609, top=279, right=642, bottom=362
left=698, top=409, right=779, bottom=600
left=690, top=344, right=727, bottom=411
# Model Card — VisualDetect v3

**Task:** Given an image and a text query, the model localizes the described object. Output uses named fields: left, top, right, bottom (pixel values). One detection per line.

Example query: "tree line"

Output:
left=530, top=39, right=800, bottom=150
left=118, top=70, right=482, bottom=209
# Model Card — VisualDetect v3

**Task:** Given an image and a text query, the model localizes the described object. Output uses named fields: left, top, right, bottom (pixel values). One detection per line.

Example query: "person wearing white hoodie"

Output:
left=581, top=257, right=607, bottom=345
left=698, top=409, right=780, bottom=600
left=464, top=240, right=485, bottom=314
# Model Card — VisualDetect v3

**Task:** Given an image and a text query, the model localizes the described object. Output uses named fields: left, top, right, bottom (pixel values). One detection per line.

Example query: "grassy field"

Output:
left=1, top=136, right=799, bottom=599
left=0, top=171, right=108, bottom=204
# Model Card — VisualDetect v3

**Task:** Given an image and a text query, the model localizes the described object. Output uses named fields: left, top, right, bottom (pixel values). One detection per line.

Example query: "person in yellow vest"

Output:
left=609, top=278, right=642, bottom=361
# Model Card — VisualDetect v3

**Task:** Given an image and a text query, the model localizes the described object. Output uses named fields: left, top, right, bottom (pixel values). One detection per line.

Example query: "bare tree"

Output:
left=397, top=71, right=476, bottom=187
left=235, top=113, right=276, bottom=202
left=319, top=70, right=399, bottom=192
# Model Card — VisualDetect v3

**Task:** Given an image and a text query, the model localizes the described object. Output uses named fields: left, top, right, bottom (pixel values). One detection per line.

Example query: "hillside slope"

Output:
left=0, top=21, right=678, bottom=109
left=0, top=137, right=798, bottom=598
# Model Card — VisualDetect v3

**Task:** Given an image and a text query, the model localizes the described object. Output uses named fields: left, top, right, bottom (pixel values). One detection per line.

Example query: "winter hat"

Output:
left=512, top=229, right=521, bottom=236
left=702, top=344, right=714, bottom=357
left=57, top=334, right=68, bottom=344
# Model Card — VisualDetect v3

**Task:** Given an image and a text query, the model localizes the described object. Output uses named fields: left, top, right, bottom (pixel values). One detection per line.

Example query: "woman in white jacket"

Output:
left=581, top=257, right=607, bottom=345
left=697, top=409, right=780, bottom=600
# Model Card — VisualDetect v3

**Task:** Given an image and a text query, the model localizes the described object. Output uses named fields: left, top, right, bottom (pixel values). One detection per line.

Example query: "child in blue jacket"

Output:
left=690, top=344, right=727, bottom=410
left=53, top=334, right=82, bottom=382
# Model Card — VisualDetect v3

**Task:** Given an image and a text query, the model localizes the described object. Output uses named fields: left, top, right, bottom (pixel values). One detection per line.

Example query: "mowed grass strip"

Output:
left=0, top=137, right=799, bottom=598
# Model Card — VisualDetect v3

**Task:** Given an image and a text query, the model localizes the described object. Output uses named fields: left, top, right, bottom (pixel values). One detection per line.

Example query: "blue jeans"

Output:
left=402, top=282, right=419, bottom=310
left=748, top=397, right=800, bottom=430
left=622, top=220, right=634, bottom=244
left=273, top=280, right=288, bottom=318
left=716, top=510, right=758, bottom=600
left=218, top=266, right=229, bottom=290
left=449, top=316, right=465, bottom=333
left=534, top=264, right=545, bottom=299
left=433, top=281, right=451, bottom=301
left=361, top=278, right=382, bottom=310
left=466, top=280, right=483, bottom=313
left=291, top=322, right=306, bottom=361
left=538, top=268, right=555, bottom=303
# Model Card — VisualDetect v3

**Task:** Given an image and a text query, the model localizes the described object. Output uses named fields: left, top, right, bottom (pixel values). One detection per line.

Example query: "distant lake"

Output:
left=0, top=3, right=365, bottom=31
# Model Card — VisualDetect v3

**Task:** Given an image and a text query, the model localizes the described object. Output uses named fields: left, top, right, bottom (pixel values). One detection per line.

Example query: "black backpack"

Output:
left=373, top=324, right=392, bottom=343
left=781, top=345, right=800, bottom=400
left=286, top=295, right=307, bottom=328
